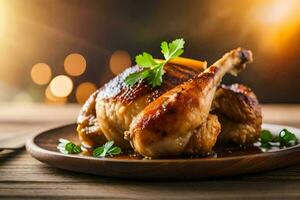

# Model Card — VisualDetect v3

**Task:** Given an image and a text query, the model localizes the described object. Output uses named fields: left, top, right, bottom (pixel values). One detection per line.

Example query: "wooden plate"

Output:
left=26, top=123, right=300, bottom=180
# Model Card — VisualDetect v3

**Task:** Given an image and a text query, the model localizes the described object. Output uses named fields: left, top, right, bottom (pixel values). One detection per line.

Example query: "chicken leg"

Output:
left=127, top=48, right=253, bottom=157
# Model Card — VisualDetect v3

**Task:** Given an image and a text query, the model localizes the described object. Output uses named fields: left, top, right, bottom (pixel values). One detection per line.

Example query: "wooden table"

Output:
left=1, top=104, right=300, bottom=199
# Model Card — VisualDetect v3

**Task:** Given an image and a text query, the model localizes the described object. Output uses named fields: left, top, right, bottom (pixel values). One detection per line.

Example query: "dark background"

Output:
left=0, top=0, right=299, bottom=104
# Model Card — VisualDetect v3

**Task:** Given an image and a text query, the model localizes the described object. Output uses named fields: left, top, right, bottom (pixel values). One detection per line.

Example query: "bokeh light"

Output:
left=75, top=82, right=97, bottom=104
left=49, top=75, right=73, bottom=98
left=1, top=1, right=300, bottom=104
left=30, top=63, right=52, bottom=85
left=45, top=86, right=67, bottom=104
left=109, top=50, right=131, bottom=75
left=64, top=53, right=87, bottom=76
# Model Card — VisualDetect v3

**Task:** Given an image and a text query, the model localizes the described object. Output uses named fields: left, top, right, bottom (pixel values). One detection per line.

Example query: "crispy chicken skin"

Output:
left=128, top=48, right=253, bottom=157
left=77, top=59, right=206, bottom=149
left=184, top=114, right=221, bottom=155
left=95, top=61, right=206, bottom=149
left=213, top=84, right=262, bottom=144
left=77, top=48, right=259, bottom=158
left=77, top=90, right=107, bottom=148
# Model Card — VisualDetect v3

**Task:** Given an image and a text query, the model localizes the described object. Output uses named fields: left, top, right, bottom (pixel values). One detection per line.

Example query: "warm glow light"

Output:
left=75, top=82, right=97, bottom=104
left=254, top=0, right=300, bottom=53
left=258, top=0, right=295, bottom=25
left=30, top=63, right=52, bottom=85
left=49, top=75, right=73, bottom=98
left=0, top=5, right=5, bottom=39
left=45, top=86, right=67, bottom=104
left=64, top=53, right=87, bottom=76
left=0, top=2, right=11, bottom=41
left=109, top=50, right=131, bottom=75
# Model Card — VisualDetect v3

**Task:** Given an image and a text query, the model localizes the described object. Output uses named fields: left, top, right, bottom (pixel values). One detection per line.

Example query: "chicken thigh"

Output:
left=213, top=84, right=262, bottom=144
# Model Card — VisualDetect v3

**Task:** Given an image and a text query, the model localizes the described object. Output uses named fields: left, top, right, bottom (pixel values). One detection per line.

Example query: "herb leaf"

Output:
left=93, top=141, right=122, bottom=158
left=161, top=41, right=169, bottom=59
left=93, top=146, right=106, bottom=157
left=104, top=140, right=114, bottom=150
left=165, top=38, right=185, bottom=59
left=136, top=52, right=157, bottom=68
left=123, top=70, right=149, bottom=86
left=125, top=38, right=185, bottom=87
left=278, top=128, right=298, bottom=146
left=57, top=138, right=82, bottom=154
left=108, top=146, right=122, bottom=155
left=259, top=128, right=298, bottom=149
left=260, top=129, right=273, bottom=144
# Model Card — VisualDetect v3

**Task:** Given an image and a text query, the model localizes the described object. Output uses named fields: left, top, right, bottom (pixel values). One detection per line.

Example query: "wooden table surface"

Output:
left=1, top=103, right=300, bottom=200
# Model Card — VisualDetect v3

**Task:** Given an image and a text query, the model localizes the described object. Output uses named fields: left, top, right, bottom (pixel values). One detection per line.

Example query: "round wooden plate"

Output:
left=26, top=123, right=300, bottom=180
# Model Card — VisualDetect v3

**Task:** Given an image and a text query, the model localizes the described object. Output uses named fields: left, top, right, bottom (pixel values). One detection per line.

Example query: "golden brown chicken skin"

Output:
left=96, top=59, right=207, bottom=149
left=77, top=58, right=206, bottom=149
left=213, top=84, right=262, bottom=145
left=77, top=90, right=107, bottom=148
left=77, top=48, right=259, bottom=158
left=128, top=48, right=253, bottom=157
left=184, top=114, right=221, bottom=155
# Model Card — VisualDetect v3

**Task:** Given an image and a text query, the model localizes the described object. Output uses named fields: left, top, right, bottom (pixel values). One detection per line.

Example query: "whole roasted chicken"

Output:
left=77, top=48, right=262, bottom=158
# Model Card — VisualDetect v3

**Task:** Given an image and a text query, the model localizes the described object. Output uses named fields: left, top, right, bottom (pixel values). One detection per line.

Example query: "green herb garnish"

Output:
left=277, top=128, right=298, bottom=146
left=93, top=141, right=122, bottom=158
left=260, top=129, right=273, bottom=143
left=259, top=128, right=298, bottom=148
left=125, top=38, right=185, bottom=87
left=57, top=139, right=122, bottom=157
left=57, top=138, right=82, bottom=154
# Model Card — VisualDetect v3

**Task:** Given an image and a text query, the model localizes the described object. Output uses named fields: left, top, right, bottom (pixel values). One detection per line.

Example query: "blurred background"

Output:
left=0, top=0, right=299, bottom=105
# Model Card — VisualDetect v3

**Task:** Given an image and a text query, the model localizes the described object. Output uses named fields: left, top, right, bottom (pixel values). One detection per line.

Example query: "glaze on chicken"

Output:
left=96, top=59, right=207, bottom=149
left=77, top=48, right=261, bottom=158
left=128, top=48, right=253, bottom=157
left=213, top=84, right=262, bottom=145
left=78, top=58, right=207, bottom=148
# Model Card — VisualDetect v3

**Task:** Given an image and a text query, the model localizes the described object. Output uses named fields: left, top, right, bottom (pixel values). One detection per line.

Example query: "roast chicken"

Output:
left=77, top=48, right=262, bottom=158
left=78, top=57, right=207, bottom=149
left=213, top=84, right=262, bottom=144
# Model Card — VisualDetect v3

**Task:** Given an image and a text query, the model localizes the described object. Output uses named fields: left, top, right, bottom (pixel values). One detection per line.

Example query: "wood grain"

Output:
left=1, top=104, right=300, bottom=199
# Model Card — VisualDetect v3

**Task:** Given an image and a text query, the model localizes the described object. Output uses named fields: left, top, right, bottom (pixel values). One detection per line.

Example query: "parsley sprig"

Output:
left=125, top=38, right=185, bottom=87
left=57, top=139, right=122, bottom=158
left=259, top=129, right=298, bottom=148
left=57, top=139, right=82, bottom=154
left=93, top=141, right=121, bottom=158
